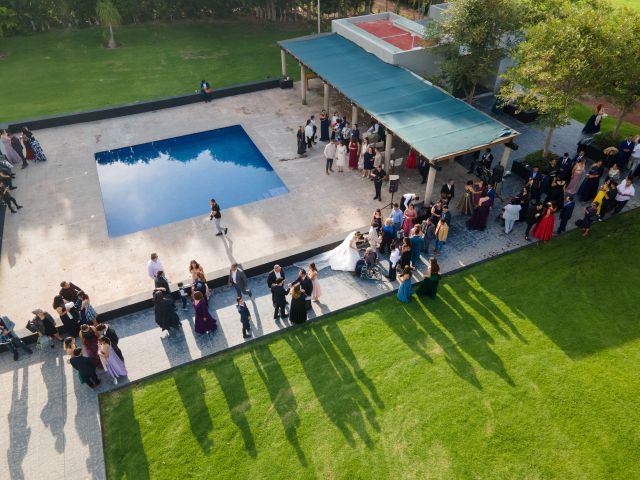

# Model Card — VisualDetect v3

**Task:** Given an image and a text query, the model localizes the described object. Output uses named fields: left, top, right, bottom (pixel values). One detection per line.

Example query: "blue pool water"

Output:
left=95, top=125, right=288, bottom=237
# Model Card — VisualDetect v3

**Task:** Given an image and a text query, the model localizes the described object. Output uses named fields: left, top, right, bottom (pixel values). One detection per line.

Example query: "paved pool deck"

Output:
left=1, top=87, right=638, bottom=480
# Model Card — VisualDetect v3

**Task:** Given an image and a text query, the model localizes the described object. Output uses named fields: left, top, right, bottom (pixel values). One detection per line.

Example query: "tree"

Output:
left=499, top=2, right=608, bottom=156
left=96, top=0, right=121, bottom=48
left=0, top=7, right=17, bottom=37
left=426, top=0, right=522, bottom=103
left=597, top=7, right=640, bottom=138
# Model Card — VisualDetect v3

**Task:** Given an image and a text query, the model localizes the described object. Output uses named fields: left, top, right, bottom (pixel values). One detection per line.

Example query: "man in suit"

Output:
left=440, top=179, right=455, bottom=203
left=528, top=167, right=542, bottom=203
left=267, top=265, right=285, bottom=289
left=557, top=152, right=574, bottom=181
left=0, top=315, right=33, bottom=361
left=419, top=158, right=429, bottom=184
left=370, top=164, right=386, bottom=201
left=616, top=136, right=636, bottom=170
left=229, top=263, right=252, bottom=299
left=271, top=278, right=290, bottom=320
left=525, top=202, right=544, bottom=240
left=236, top=297, right=252, bottom=339
left=95, top=323, right=124, bottom=361
left=290, top=269, right=313, bottom=310
left=69, top=348, right=100, bottom=388
left=556, top=195, right=575, bottom=234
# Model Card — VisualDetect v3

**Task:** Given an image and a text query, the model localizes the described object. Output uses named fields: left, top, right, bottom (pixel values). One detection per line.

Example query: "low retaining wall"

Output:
left=2, top=78, right=281, bottom=132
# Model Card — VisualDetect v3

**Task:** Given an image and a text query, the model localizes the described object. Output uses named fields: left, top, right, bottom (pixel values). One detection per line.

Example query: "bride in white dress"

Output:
left=298, top=232, right=362, bottom=272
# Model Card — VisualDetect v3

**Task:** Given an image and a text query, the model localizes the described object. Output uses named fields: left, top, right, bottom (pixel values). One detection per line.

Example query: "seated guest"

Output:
left=0, top=315, right=33, bottom=360
left=199, top=79, right=213, bottom=103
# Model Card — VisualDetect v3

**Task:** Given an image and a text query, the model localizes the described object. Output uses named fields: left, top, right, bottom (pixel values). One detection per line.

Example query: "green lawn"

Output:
left=0, top=21, right=311, bottom=122
left=609, top=0, right=640, bottom=8
left=101, top=210, right=640, bottom=479
left=571, top=101, right=639, bottom=139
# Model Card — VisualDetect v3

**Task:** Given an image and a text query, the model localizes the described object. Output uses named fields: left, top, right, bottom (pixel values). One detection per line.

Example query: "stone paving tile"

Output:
left=1, top=98, right=638, bottom=480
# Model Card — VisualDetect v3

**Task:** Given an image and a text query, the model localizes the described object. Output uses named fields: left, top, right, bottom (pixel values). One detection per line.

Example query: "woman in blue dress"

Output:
left=396, top=266, right=413, bottom=303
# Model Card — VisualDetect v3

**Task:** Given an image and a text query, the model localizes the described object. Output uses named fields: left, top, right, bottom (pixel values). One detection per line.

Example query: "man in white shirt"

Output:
left=628, top=141, right=640, bottom=176
left=364, top=121, right=380, bottom=142
left=147, top=253, right=164, bottom=280
left=400, top=193, right=419, bottom=212
left=304, top=121, right=314, bottom=149
left=613, top=177, right=635, bottom=214
left=324, top=139, right=337, bottom=174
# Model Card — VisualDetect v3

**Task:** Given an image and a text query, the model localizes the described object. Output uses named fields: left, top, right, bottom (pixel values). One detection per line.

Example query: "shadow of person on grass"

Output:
left=101, top=389, right=150, bottom=480
left=285, top=327, right=378, bottom=449
left=208, top=356, right=257, bottom=458
left=436, top=286, right=515, bottom=387
left=410, top=299, right=482, bottom=389
left=250, top=344, right=307, bottom=466
left=174, top=368, right=214, bottom=453
left=7, top=368, right=29, bottom=480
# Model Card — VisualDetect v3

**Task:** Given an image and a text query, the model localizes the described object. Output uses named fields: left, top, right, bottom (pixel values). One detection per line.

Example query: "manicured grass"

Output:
left=0, top=20, right=311, bottom=122
left=571, top=101, right=639, bottom=139
left=609, top=0, right=640, bottom=8
left=101, top=210, right=640, bottom=479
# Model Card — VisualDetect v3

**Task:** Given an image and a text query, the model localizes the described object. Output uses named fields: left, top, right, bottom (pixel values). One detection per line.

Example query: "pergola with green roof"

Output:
left=279, top=33, right=519, bottom=201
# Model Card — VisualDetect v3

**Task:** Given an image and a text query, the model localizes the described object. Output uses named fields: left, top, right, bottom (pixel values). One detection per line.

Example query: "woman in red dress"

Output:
left=406, top=149, right=417, bottom=169
left=532, top=202, right=555, bottom=242
left=348, top=138, right=359, bottom=170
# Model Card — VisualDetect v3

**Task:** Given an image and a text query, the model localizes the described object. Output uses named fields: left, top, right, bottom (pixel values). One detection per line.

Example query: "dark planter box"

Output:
left=503, top=104, right=539, bottom=123
left=511, top=160, right=530, bottom=180
left=279, top=77, right=294, bottom=89
left=4, top=78, right=281, bottom=132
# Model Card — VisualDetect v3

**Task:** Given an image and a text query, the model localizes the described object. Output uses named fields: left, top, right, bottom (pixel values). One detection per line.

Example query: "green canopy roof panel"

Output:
left=279, top=33, right=517, bottom=161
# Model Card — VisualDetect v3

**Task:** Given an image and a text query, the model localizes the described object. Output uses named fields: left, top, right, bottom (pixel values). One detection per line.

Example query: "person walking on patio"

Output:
left=147, top=253, right=164, bottom=280
left=236, top=297, right=252, bottom=339
left=209, top=198, right=228, bottom=236
left=324, top=139, right=336, bottom=174
left=229, top=263, right=252, bottom=298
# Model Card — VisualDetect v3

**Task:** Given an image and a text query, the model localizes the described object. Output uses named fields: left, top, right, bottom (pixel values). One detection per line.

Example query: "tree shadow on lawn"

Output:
left=103, top=389, right=150, bottom=480
left=250, top=344, right=307, bottom=466
left=285, top=326, right=380, bottom=449
left=207, top=357, right=257, bottom=458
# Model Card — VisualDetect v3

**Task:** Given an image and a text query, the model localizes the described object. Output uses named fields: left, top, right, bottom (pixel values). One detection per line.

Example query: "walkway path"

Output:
left=2, top=111, right=638, bottom=480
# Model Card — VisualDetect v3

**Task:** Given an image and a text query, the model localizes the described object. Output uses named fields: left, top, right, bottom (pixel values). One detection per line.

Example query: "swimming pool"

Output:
left=95, top=125, right=288, bottom=237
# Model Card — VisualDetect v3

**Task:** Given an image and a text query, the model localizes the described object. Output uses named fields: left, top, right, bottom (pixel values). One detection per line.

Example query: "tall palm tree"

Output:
left=96, top=0, right=121, bottom=48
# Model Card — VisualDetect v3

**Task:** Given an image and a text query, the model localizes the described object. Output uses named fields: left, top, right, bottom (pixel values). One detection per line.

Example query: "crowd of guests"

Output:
left=1, top=280, right=126, bottom=388
left=0, top=127, right=47, bottom=214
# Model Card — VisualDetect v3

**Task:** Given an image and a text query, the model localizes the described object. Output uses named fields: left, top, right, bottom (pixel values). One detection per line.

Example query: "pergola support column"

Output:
left=280, top=50, right=287, bottom=78
left=323, top=82, right=330, bottom=113
left=500, top=146, right=512, bottom=169
left=300, top=64, right=307, bottom=105
left=351, top=104, right=358, bottom=126
left=424, top=163, right=437, bottom=204
left=384, top=132, right=393, bottom=171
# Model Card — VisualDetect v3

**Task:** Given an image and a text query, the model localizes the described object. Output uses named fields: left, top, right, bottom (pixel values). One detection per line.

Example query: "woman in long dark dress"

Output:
left=416, top=258, right=441, bottom=299
left=545, top=176, right=566, bottom=208
left=153, top=291, right=181, bottom=333
left=289, top=286, right=307, bottom=324
left=457, top=180, right=474, bottom=215
left=192, top=272, right=209, bottom=306
left=319, top=110, right=330, bottom=141
left=193, top=291, right=216, bottom=334
left=154, top=270, right=172, bottom=299
left=53, top=295, right=80, bottom=338
left=599, top=180, right=618, bottom=219
left=399, top=238, right=412, bottom=269
left=466, top=192, right=492, bottom=231
left=579, top=161, right=604, bottom=202
left=296, top=126, right=306, bottom=155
